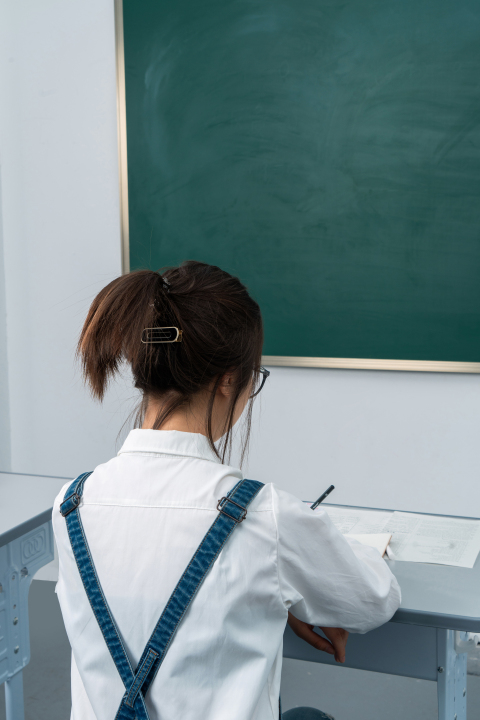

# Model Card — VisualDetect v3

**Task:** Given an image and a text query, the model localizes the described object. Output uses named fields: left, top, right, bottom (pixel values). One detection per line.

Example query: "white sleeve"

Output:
left=272, top=485, right=401, bottom=634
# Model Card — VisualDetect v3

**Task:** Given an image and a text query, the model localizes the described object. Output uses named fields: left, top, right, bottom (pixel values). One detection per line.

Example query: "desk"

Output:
left=285, top=503, right=480, bottom=720
left=0, top=472, right=69, bottom=720
left=1, top=487, right=478, bottom=720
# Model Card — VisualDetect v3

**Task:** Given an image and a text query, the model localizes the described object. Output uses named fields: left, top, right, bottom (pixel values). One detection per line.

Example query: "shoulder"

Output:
left=53, top=479, right=77, bottom=510
left=52, top=475, right=86, bottom=536
left=248, top=482, right=325, bottom=521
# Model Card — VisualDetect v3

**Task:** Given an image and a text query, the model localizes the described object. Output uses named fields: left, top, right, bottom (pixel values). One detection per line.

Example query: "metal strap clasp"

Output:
left=59, top=492, right=81, bottom=517
left=216, top=497, right=248, bottom=523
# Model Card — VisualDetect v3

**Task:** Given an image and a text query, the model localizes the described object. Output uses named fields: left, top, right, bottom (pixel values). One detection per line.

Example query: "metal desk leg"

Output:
left=5, top=671, right=25, bottom=720
left=437, top=629, right=467, bottom=720
left=0, top=519, right=54, bottom=720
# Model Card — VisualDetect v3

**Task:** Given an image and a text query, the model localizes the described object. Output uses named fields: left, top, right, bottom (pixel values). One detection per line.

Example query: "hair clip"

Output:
left=160, top=275, right=170, bottom=292
left=141, top=327, right=183, bottom=344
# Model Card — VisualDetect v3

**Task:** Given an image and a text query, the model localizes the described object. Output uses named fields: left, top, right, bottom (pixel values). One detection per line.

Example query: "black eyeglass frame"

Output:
left=250, top=366, right=270, bottom=398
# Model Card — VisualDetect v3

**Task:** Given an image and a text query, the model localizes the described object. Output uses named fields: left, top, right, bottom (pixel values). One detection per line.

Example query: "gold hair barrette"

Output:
left=141, top=327, right=183, bottom=343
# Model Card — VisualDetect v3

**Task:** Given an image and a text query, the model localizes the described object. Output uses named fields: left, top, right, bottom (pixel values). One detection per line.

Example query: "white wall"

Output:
left=0, top=167, right=10, bottom=469
left=0, top=0, right=135, bottom=478
left=0, top=0, right=479, bottom=522
left=248, top=367, right=480, bottom=517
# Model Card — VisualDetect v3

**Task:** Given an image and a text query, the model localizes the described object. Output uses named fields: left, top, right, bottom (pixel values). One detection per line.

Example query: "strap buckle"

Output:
left=216, top=497, right=248, bottom=523
left=59, top=492, right=81, bottom=517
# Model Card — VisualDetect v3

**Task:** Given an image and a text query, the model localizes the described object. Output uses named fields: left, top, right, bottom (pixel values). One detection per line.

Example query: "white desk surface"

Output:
left=321, top=502, right=480, bottom=632
left=0, top=472, right=70, bottom=546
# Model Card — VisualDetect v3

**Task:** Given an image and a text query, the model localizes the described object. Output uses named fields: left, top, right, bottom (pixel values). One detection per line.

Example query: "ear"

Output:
left=217, top=372, right=236, bottom=398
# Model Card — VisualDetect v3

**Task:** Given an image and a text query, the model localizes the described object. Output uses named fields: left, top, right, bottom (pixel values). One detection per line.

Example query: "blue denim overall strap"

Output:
left=60, top=473, right=264, bottom=720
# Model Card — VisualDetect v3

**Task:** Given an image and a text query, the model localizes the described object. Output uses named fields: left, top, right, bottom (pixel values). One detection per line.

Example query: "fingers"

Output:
left=295, top=623, right=336, bottom=655
left=305, top=631, right=335, bottom=656
left=287, top=612, right=313, bottom=639
left=287, top=613, right=335, bottom=655
left=332, top=633, right=346, bottom=664
left=334, top=641, right=346, bottom=663
left=287, top=614, right=349, bottom=663
left=320, top=627, right=349, bottom=663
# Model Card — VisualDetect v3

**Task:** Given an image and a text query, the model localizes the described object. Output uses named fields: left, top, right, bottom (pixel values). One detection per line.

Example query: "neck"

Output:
left=141, top=397, right=207, bottom=436
left=141, top=384, right=248, bottom=440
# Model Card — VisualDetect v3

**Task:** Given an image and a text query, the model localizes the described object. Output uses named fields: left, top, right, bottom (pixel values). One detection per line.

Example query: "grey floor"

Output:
left=1, top=581, right=480, bottom=720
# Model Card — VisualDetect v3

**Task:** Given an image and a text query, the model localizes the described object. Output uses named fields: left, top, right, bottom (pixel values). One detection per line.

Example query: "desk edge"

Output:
left=0, top=508, right=53, bottom=548
left=392, top=608, right=480, bottom=632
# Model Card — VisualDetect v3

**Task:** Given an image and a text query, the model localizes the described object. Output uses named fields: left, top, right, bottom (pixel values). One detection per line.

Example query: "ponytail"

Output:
left=77, top=262, right=263, bottom=462
left=78, top=270, right=167, bottom=400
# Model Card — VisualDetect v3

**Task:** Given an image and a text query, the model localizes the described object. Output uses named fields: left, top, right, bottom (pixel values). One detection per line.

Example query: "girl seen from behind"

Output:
left=53, top=261, right=401, bottom=720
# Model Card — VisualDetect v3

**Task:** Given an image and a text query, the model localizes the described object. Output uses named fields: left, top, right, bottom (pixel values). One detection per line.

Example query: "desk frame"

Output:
left=0, top=510, right=54, bottom=720
left=284, top=622, right=468, bottom=719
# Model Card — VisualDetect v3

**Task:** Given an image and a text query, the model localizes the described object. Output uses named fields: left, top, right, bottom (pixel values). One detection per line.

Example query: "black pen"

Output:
left=311, top=485, right=335, bottom=510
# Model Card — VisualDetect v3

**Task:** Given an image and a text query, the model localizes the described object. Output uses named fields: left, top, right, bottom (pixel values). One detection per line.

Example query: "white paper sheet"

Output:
left=321, top=506, right=392, bottom=535
left=382, top=512, right=422, bottom=555
left=319, top=505, right=480, bottom=568
left=346, top=533, right=392, bottom=557
left=385, top=512, right=480, bottom=568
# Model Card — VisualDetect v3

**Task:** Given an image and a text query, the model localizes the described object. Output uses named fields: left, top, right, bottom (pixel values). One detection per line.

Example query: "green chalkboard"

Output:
left=123, top=0, right=480, bottom=362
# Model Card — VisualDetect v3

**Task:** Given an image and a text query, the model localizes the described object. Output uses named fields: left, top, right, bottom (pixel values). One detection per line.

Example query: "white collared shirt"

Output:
left=53, top=429, right=401, bottom=720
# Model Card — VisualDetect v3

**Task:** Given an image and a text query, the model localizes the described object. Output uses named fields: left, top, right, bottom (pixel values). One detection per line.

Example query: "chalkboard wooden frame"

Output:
left=115, top=0, right=130, bottom=276
left=113, top=0, right=480, bottom=374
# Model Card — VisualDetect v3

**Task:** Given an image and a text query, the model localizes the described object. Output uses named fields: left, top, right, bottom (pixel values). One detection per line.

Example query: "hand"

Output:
left=287, top=612, right=349, bottom=663
left=319, top=626, right=349, bottom=663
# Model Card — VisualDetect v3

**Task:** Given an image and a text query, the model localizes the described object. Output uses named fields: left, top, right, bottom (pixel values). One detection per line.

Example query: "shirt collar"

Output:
left=118, top=429, right=222, bottom=464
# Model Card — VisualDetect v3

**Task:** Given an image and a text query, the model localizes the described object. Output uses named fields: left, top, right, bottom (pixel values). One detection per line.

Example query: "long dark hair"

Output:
left=77, top=261, right=264, bottom=463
